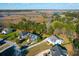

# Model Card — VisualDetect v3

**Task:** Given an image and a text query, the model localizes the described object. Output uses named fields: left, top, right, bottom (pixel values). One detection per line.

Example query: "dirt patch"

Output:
left=59, top=34, right=74, bottom=55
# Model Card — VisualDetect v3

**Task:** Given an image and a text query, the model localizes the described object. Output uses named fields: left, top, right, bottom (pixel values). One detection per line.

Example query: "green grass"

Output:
left=0, top=31, right=19, bottom=43
left=42, top=34, right=50, bottom=39
left=6, top=32, right=19, bottom=37
left=0, top=34, right=6, bottom=38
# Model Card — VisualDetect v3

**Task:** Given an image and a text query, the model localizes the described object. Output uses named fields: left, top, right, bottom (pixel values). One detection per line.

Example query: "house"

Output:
left=49, top=44, right=68, bottom=56
left=29, top=34, right=39, bottom=41
left=0, top=39, right=20, bottom=56
left=72, top=17, right=78, bottom=22
left=18, top=32, right=30, bottom=40
left=18, top=31, right=39, bottom=41
left=45, top=35, right=64, bottom=45
left=1, top=28, right=16, bottom=34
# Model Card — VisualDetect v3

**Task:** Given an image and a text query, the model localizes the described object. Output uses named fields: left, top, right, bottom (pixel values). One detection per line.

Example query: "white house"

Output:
left=1, top=28, right=15, bottom=34
left=45, top=35, right=64, bottom=45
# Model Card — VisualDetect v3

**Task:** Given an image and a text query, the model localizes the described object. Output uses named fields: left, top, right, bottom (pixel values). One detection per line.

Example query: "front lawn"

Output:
left=0, top=31, right=19, bottom=42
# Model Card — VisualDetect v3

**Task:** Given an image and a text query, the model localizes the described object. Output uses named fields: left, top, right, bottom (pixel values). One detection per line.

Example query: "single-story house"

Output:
left=18, top=32, right=30, bottom=40
left=45, top=35, right=64, bottom=45
left=1, top=28, right=16, bottom=34
left=18, top=31, right=40, bottom=42
left=49, top=44, right=68, bottom=56
left=29, top=34, right=38, bottom=41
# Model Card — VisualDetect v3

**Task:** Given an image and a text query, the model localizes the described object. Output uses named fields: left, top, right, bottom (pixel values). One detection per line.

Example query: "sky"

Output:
left=0, top=3, right=79, bottom=9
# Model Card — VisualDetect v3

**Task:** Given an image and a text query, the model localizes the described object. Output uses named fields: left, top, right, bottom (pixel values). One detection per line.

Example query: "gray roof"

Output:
left=19, top=32, right=39, bottom=41
left=45, top=35, right=64, bottom=45
left=50, top=44, right=67, bottom=56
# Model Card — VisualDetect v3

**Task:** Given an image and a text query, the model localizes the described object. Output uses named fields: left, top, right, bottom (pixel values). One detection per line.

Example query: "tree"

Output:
left=63, top=22, right=75, bottom=38
left=76, top=23, right=79, bottom=34
left=22, top=17, right=26, bottom=22
left=51, top=21, right=64, bottom=30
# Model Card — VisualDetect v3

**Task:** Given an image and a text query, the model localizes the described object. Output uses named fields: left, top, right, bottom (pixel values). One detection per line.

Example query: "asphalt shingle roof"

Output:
left=50, top=44, right=67, bottom=56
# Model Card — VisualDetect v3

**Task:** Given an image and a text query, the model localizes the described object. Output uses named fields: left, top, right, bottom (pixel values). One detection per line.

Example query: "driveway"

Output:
left=35, top=49, right=50, bottom=56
